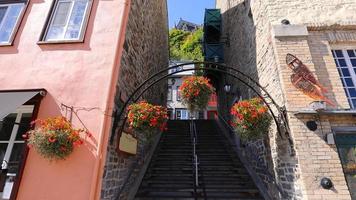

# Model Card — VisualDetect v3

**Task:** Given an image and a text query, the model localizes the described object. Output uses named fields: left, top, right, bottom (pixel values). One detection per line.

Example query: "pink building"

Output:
left=0, top=0, right=168, bottom=199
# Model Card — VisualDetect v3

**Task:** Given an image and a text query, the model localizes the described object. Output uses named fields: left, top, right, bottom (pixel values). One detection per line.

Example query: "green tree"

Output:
left=169, top=28, right=203, bottom=61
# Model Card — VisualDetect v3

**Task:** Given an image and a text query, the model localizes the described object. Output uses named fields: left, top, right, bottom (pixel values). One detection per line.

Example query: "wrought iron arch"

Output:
left=111, top=62, right=294, bottom=153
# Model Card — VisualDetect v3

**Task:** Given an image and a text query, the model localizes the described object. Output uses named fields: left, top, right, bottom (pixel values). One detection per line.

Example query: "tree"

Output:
left=169, top=28, right=203, bottom=61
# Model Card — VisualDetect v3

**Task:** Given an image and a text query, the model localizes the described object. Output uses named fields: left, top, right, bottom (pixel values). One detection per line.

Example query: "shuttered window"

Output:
left=0, top=2, right=26, bottom=45
left=43, top=0, right=91, bottom=41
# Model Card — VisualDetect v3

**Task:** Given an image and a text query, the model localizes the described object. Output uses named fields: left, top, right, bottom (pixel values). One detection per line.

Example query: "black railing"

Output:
left=189, top=119, right=199, bottom=199
left=217, top=113, right=286, bottom=200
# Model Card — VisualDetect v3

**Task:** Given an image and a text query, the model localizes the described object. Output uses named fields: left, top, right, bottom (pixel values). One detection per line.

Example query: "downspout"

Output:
left=90, top=0, right=132, bottom=199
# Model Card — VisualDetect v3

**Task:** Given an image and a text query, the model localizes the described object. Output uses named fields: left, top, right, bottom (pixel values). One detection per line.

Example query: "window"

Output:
left=335, top=133, right=356, bottom=199
left=167, top=108, right=173, bottom=120
left=175, top=109, right=189, bottom=120
left=0, top=2, right=26, bottom=45
left=176, top=86, right=181, bottom=101
left=167, top=86, right=172, bottom=101
left=0, top=105, right=33, bottom=199
left=42, top=0, right=91, bottom=42
left=332, top=50, right=356, bottom=109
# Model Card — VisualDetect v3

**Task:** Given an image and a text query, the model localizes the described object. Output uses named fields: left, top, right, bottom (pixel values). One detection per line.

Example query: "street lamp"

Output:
left=224, top=84, right=231, bottom=93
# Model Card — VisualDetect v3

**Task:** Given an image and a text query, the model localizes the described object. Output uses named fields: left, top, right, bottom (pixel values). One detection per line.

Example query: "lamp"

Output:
left=281, top=19, right=290, bottom=25
left=224, top=84, right=231, bottom=93
left=320, top=177, right=333, bottom=189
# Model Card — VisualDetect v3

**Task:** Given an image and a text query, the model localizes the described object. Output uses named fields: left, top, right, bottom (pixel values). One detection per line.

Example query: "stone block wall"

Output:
left=216, top=0, right=295, bottom=199
left=100, top=0, right=168, bottom=199
left=217, top=0, right=356, bottom=199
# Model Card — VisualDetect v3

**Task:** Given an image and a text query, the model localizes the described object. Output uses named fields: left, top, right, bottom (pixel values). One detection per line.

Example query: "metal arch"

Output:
left=133, top=68, right=281, bottom=136
left=111, top=62, right=291, bottom=145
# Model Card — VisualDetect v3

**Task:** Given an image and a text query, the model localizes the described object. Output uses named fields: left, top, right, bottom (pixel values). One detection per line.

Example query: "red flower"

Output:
left=150, top=118, right=158, bottom=127
left=48, top=137, right=56, bottom=143
left=59, top=145, right=67, bottom=152
left=73, top=140, right=84, bottom=146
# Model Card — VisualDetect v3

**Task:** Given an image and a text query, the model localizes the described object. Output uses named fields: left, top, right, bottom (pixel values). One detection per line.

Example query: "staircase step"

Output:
left=135, top=120, right=262, bottom=199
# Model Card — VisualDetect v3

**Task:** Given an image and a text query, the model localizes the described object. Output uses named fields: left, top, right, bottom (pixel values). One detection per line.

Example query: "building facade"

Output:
left=216, top=0, right=356, bottom=199
left=167, top=61, right=217, bottom=120
left=0, top=0, right=168, bottom=200
left=175, top=19, right=200, bottom=32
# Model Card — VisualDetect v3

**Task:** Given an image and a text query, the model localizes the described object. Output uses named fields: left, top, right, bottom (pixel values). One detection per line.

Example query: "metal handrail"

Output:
left=189, top=119, right=199, bottom=198
left=217, top=113, right=286, bottom=199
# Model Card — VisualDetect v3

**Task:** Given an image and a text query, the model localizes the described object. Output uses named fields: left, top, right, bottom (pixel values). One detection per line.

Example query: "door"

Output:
left=335, top=133, right=356, bottom=199
left=0, top=105, right=33, bottom=200
left=207, top=110, right=217, bottom=119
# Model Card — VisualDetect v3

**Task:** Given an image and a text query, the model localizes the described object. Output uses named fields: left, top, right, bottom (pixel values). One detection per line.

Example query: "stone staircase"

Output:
left=135, top=120, right=263, bottom=199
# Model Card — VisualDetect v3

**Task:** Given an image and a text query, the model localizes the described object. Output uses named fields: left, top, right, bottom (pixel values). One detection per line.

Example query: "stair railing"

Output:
left=217, top=113, right=286, bottom=200
left=189, top=119, right=199, bottom=198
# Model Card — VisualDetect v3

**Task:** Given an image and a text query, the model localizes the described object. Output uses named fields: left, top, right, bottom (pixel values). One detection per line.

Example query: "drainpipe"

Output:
left=90, top=0, right=132, bottom=199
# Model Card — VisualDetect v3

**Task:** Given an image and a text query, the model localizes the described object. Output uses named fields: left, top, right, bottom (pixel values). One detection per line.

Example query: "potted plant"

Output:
left=179, top=76, right=215, bottom=112
left=127, top=101, right=168, bottom=136
left=25, top=116, right=90, bottom=161
left=230, top=97, right=272, bottom=140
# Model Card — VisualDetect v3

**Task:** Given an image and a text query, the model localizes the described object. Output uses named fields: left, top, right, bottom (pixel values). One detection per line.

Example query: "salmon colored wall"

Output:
left=0, top=0, right=129, bottom=199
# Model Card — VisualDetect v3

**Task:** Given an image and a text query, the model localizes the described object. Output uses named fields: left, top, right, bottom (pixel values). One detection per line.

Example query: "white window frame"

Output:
left=41, top=0, right=92, bottom=43
left=167, top=86, right=172, bottom=101
left=332, top=49, right=356, bottom=109
left=176, top=86, right=181, bottom=101
left=0, top=105, right=33, bottom=169
left=0, top=2, right=26, bottom=46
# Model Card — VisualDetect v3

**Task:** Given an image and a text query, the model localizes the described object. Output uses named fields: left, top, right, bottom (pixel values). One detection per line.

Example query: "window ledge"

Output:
left=0, top=43, right=13, bottom=47
left=294, top=109, right=356, bottom=115
left=37, top=39, right=84, bottom=45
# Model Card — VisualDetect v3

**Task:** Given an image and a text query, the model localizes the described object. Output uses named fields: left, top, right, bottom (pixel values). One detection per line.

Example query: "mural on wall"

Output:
left=286, top=54, right=335, bottom=106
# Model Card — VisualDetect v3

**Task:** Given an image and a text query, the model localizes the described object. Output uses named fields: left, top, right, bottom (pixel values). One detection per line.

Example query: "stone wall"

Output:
left=100, top=0, right=169, bottom=199
left=216, top=0, right=356, bottom=199
left=216, top=0, right=296, bottom=199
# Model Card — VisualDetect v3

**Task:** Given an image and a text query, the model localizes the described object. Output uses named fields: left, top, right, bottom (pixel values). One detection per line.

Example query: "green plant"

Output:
left=25, top=116, right=89, bottom=161
left=169, top=28, right=203, bottom=61
left=179, top=76, right=215, bottom=112
left=127, top=101, right=168, bottom=134
left=230, top=98, right=272, bottom=140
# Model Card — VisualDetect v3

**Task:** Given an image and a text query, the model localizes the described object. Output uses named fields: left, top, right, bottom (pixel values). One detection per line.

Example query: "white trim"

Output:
left=44, top=0, right=90, bottom=41
left=0, top=3, right=25, bottom=44
left=333, top=49, right=356, bottom=109
left=1, top=105, right=33, bottom=168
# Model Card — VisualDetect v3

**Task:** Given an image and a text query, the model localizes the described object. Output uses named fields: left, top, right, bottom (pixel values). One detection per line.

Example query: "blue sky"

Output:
left=168, top=0, right=216, bottom=28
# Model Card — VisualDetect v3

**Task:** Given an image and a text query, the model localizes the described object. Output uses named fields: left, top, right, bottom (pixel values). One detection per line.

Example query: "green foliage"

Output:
left=169, top=28, right=203, bottom=61
left=29, top=129, right=76, bottom=160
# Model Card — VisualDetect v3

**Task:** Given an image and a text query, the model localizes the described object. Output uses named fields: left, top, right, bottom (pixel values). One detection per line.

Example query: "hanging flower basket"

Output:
left=25, top=116, right=89, bottom=161
left=230, top=97, right=272, bottom=140
left=127, top=101, right=168, bottom=135
left=179, top=76, right=215, bottom=112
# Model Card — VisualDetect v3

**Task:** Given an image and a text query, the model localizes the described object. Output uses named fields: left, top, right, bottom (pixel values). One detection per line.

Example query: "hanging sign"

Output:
left=118, top=132, right=137, bottom=155
left=286, top=54, right=335, bottom=106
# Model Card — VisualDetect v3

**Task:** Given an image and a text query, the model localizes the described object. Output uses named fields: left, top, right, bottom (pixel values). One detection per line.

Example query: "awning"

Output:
left=0, top=91, right=42, bottom=120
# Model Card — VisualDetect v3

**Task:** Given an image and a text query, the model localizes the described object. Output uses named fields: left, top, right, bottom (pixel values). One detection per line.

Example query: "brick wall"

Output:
left=273, top=28, right=356, bottom=199
left=100, top=0, right=168, bottom=199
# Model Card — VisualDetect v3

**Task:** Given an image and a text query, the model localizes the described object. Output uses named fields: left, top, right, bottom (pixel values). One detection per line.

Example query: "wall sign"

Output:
left=286, top=54, right=335, bottom=106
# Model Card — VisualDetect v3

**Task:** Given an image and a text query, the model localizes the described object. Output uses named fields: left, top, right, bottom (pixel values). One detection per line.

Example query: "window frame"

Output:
left=0, top=0, right=28, bottom=46
left=167, top=86, right=172, bottom=101
left=38, top=0, right=93, bottom=44
left=332, top=49, right=356, bottom=109
left=176, top=86, right=181, bottom=101
left=333, top=127, right=356, bottom=199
